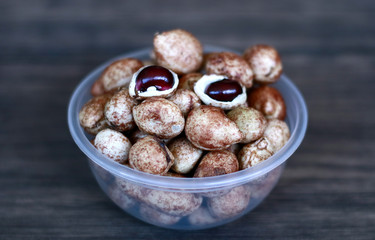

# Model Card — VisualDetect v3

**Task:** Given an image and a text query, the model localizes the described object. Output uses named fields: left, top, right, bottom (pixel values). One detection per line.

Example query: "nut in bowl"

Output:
left=68, top=30, right=308, bottom=230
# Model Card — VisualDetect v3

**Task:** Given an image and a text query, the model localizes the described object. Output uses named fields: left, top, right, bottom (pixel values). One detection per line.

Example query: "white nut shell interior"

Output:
left=194, top=74, right=247, bottom=110
left=129, top=65, right=179, bottom=99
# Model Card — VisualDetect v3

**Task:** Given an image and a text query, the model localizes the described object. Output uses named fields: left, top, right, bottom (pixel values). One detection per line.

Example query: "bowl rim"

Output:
left=67, top=45, right=308, bottom=191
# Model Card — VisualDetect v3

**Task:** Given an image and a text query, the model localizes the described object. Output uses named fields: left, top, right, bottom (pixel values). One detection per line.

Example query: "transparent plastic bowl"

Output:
left=67, top=45, right=308, bottom=230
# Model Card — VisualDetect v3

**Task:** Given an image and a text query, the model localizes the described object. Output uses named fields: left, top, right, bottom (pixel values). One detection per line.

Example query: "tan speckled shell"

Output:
left=247, top=86, right=286, bottom=120
left=194, top=150, right=239, bottom=178
left=104, top=88, right=138, bottom=132
left=243, top=44, right=282, bottom=84
left=153, top=29, right=203, bottom=74
left=79, top=93, right=113, bottom=135
left=205, top=52, right=253, bottom=88
left=168, top=89, right=201, bottom=117
left=207, top=185, right=251, bottom=219
left=238, top=137, right=275, bottom=169
left=168, top=137, right=203, bottom=174
left=132, top=97, right=185, bottom=139
left=227, top=107, right=267, bottom=144
left=185, top=105, right=243, bottom=150
left=94, top=129, right=132, bottom=163
left=263, top=119, right=290, bottom=152
left=115, top=178, right=150, bottom=201
left=128, top=136, right=174, bottom=175
left=142, top=189, right=203, bottom=217
left=91, top=58, right=143, bottom=96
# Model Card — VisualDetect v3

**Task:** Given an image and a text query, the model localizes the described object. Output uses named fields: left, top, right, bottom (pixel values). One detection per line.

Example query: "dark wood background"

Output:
left=1, top=0, right=374, bottom=239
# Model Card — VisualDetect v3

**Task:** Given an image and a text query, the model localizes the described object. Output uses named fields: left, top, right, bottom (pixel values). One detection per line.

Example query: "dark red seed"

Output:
left=135, top=66, right=174, bottom=92
left=205, top=79, right=243, bottom=102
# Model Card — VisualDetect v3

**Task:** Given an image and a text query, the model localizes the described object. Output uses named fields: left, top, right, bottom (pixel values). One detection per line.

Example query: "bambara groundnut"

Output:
left=128, top=136, right=174, bottom=175
left=227, top=107, right=267, bottom=144
left=185, top=105, right=243, bottom=150
left=153, top=29, right=203, bottom=74
left=263, top=119, right=290, bottom=152
left=132, top=97, right=185, bottom=139
left=94, top=129, right=132, bottom=163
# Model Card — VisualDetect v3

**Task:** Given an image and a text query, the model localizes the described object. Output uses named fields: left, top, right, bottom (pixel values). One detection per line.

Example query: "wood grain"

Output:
left=1, top=0, right=374, bottom=239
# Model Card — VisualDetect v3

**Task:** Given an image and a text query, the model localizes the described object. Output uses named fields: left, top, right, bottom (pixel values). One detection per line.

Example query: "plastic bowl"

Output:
left=67, top=45, right=308, bottom=230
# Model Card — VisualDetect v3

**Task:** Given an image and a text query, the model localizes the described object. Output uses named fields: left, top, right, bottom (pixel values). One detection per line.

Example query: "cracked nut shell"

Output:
left=128, top=65, right=179, bottom=100
left=132, top=97, right=185, bottom=139
left=185, top=105, right=243, bottom=150
left=227, top=107, right=267, bottom=143
left=247, top=85, right=286, bottom=120
left=153, top=29, right=203, bottom=74
left=104, top=88, right=138, bottom=132
left=194, top=74, right=247, bottom=110
left=128, top=136, right=174, bottom=175
left=94, top=129, right=132, bottom=163
left=238, top=137, right=275, bottom=169
left=243, top=44, right=282, bottom=84
left=194, top=150, right=239, bottom=178
left=205, top=52, right=253, bottom=88
left=91, top=58, right=143, bottom=96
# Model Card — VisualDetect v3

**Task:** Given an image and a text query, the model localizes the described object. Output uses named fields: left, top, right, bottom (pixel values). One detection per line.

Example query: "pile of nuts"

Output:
left=79, top=29, right=290, bottom=225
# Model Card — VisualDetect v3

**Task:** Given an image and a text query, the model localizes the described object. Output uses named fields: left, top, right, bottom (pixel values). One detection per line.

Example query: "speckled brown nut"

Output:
left=115, top=178, right=149, bottom=201
left=263, top=119, right=290, bottom=152
left=128, top=136, right=174, bottom=175
left=178, top=72, right=203, bottom=90
left=238, top=137, right=275, bottom=169
left=185, top=105, right=243, bottom=150
left=194, top=150, right=239, bottom=178
left=104, top=88, right=138, bottom=132
left=91, top=58, right=143, bottom=96
left=107, top=183, right=136, bottom=210
left=79, top=93, right=112, bottom=135
left=168, top=137, right=203, bottom=174
left=205, top=52, right=253, bottom=88
left=153, top=29, right=203, bottom=74
left=168, top=89, right=201, bottom=117
left=243, top=44, right=282, bottom=84
left=247, top=86, right=286, bottom=120
left=227, top=107, right=267, bottom=143
left=207, top=185, right=251, bottom=219
left=142, top=189, right=203, bottom=216
left=188, top=206, right=217, bottom=225
left=132, top=97, right=185, bottom=139
left=139, top=204, right=181, bottom=225
left=94, top=129, right=132, bottom=163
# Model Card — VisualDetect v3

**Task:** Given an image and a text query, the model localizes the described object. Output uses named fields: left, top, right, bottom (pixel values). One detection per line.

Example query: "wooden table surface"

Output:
left=1, top=0, right=374, bottom=239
